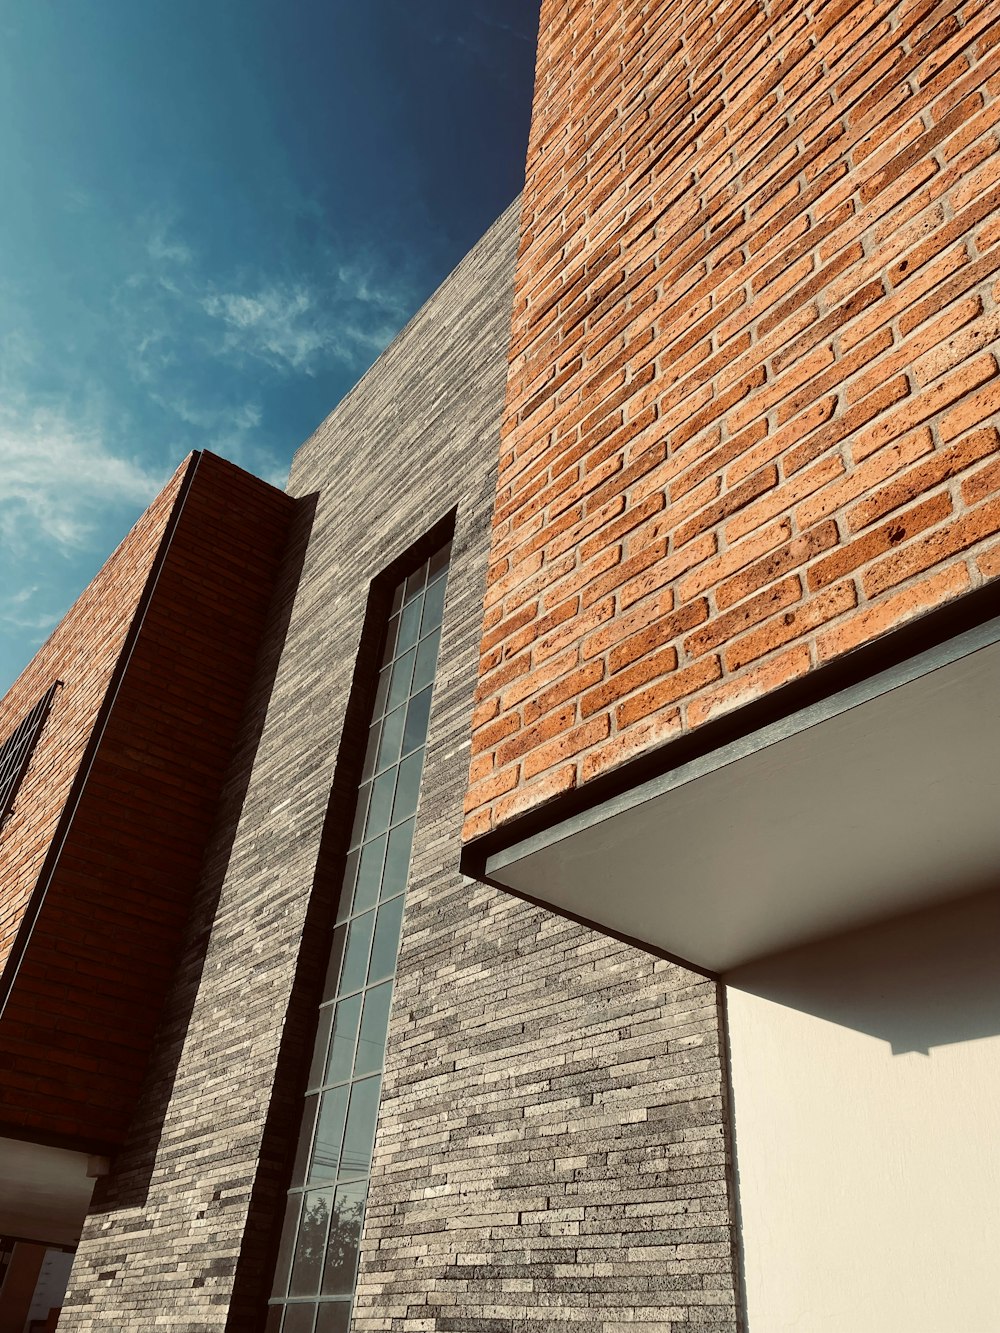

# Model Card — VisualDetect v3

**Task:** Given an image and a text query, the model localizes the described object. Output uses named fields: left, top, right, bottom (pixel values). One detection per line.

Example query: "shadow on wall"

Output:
left=725, top=886, right=1000, bottom=1055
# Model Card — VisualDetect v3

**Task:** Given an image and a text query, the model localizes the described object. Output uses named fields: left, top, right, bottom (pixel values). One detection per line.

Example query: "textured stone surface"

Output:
left=61, top=196, right=739, bottom=1332
left=465, top=0, right=1000, bottom=839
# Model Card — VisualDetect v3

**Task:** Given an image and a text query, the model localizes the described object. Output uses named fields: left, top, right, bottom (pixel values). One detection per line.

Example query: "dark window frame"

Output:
left=0, top=682, right=60, bottom=829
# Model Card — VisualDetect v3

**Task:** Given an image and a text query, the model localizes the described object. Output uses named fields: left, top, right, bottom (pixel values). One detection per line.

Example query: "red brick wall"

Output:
left=0, top=453, right=294, bottom=1147
left=0, top=461, right=188, bottom=978
left=465, top=0, right=1000, bottom=840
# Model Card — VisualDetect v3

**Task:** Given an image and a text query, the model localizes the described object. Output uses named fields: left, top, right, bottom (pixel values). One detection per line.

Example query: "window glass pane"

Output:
left=325, top=994, right=362, bottom=1087
left=391, top=749, right=423, bottom=825
left=291, top=1095, right=318, bottom=1187
left=401, top=686, right=432, bottom=757
left=308, top=1007, right=334, bottom=1089
left=288, top=1189, right=332, bottom=1296
left=282, top=1303, right=317, bottom=1333
left=339, top=912, right=375, bottom=996
left=352, top=837, right=386, bottom=915
left=375, top=704, right=405, bottom=773
left=354, top=981, right=393, bottom=1078
left=412, top=628, right=441, bottom=693
left=308, top=1086, right=349, bottom=1184
left=348, top=785, right=370, bottom=850
left=315, top=1302, right=352, bottom=1333
left=379, top=613, right=399, bottom=668
left=403, top=565, right=426, bottom=604
left=338, top=1076, right=382, bottom=1180
left=335, top=854, right=359, bottom=924
left=380, top=819, right=414, bottom=901
left=368, top=898, right=405, bottom=985
left=396, top=596, right=422, bottom=655
left=371, top=665, right=390, bottom=719
left=421, top=573, right=447, bottom=633
left=322, top=926, right=347, bottom=999
left=264, top=1307, right=283, bottom=1333
left=364, top=770, right=395, bottom=839
left=322, top=1181, right=368, bottom=1296
left=427, top=541, right=450, bottom=581
left=360, top=720, right=381, bottom=783
left=386, top=648, right=415, bottom=712
left=272, top=1193, right=301, bottom=1297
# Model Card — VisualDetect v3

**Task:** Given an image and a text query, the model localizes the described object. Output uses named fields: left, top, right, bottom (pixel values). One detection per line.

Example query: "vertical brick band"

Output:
left=465, top=0, right=1000, bottom=840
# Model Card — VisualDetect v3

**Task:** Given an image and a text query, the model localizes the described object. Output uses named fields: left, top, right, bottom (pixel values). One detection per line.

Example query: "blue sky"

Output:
left=0, top=0, right=539, bottom=693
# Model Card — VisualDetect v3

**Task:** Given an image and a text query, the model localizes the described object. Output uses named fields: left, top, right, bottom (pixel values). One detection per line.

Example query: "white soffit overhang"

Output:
left=0, top=1137, right=105, bottom=1246
left=485, top=616, right=1000, bottom=974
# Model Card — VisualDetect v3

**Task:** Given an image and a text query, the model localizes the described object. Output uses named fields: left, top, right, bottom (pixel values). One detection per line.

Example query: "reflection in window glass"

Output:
left=315, top=1298, right=352, bottom=1332
left=412, top=629, right=441, bottom=694
left=289, top=1189, right=331, bottom=1296
left=339, top=911, right=375, bottom=996
left=375, top=705, right=405, bottom=773
left=308, top=1086, right=349, bottom=1184
left=324, top=995, right=362, bottom=1087
left=322, top=1181, right=367, bottom=1296
left=368, top=898, right=405, bottom=984
left=391, top=750, right=422, bottom=825
left=386, top=649, right=415, bottom=713
left=268, top=543, right=450, bottom=1326
left=339, top=1075, right=382, bottom=1179
left=354, top=982, right=392, bottom=1077
left=353, top=837, right=387, bottom=914
left=283, top=1305, right=317, bottom=1333
left=381, top=821, right=414, bottom=901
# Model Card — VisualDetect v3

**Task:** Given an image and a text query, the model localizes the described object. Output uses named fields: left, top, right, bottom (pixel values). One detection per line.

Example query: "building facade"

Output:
left=2, top=2, right=999, bottom=1330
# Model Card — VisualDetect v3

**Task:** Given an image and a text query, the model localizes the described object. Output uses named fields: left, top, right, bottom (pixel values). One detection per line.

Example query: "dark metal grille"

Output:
left=0, top=683, right=60, bottom=829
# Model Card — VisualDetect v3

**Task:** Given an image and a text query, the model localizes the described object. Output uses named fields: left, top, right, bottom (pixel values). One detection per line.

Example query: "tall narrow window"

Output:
left=0, top=683, right=59, bottom=829
left=266, top=543, right=450, bottom=1333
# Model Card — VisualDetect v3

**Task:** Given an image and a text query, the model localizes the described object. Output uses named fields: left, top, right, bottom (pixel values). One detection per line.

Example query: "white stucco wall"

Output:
left=725, top=889, right=1000, bottom=1333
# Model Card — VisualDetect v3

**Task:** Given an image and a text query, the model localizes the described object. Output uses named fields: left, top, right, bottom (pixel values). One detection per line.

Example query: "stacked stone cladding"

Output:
left=464, top=0, right=1000, bottom=840
left=61, top=199, right=740, bottom=1331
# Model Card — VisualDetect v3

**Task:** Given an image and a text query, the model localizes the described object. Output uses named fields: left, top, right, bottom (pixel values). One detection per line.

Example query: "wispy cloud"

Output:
left=0, top=401, right=163, bottom=552
left=202, top=285, right=331, bottom=371
left=200, top=270, right=408, bottom=375
left=120, top=218, right=415, bottom=390
left=146, top=217, right=194, bottom=268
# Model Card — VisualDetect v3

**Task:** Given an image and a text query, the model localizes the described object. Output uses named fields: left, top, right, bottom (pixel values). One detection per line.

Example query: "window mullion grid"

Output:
left=270, top=550, right=448, bottom=1326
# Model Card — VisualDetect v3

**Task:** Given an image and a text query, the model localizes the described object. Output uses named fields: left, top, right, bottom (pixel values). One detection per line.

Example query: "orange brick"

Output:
left=523, top=660, right=606, bottom=726
left=686, top=576, right=802, bottom=659
left=463, top=764, right=521, bottom=814
left=493, top=763, right=577, bottom=825
left=863, top=499, right=1000, bottom=597
left=523, top=714, right=611, bottom=780
left=717, top=521, right=839, bottom=610
left=616, top=655, right=723, bottom=730
left=580, top=708, right=684, bottom=782
left=807, top=491, right=953, bottom=589
left=849, top=429, right=1000, bottom=530
left=976, top=538, right=1000, bottom=578
left=495, top=702, right=577, bottom=769
left=817, top=563, right=972, bottom=661
left=686, top=643, right=812, bottom=728
left=725, top=579, right=858, bottom=673
left=468, top=0, right=1000, bottom=835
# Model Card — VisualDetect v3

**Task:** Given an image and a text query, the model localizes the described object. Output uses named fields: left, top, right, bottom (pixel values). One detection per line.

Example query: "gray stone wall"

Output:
left=61, top=196, right=740, bottom=1331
